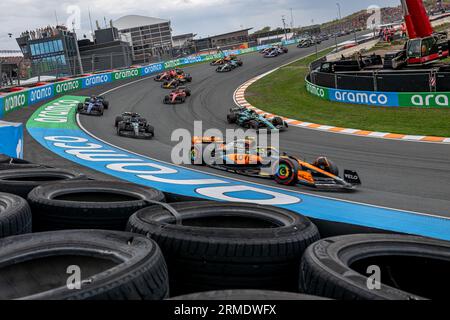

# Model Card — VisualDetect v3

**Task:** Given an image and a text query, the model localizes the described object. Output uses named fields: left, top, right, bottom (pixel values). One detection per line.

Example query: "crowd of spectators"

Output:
left=20, top=25, right=68, bottom=41
left=321, top=6, right=404, bottom=35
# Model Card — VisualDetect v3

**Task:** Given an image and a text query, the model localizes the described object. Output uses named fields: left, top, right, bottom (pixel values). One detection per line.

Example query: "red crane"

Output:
left=390, top=0, right=449, bottom=68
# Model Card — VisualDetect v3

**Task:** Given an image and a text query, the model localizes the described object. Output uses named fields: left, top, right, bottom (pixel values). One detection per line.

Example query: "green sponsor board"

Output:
left=27, top=95, right=87, bottom=130
left=164, top=59, right=182, bottom=69
left=54, top=79, right=83, bottom=95
left=112, top=68, right=140, bottom=81
left=3, top=91, right=29, bottom=114
left=305, top=81, right=329, bottom=100
left=399, top=92, right=450, bottom=108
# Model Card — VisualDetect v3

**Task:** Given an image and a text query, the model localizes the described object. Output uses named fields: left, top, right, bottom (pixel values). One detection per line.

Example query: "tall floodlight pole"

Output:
left=73, top=22, right=84, bottom=75
left=290, top=8, right=295, bottom=29
left=282, top=16, right=288, bottom=41
left=336, top=2, right=342, bottom=34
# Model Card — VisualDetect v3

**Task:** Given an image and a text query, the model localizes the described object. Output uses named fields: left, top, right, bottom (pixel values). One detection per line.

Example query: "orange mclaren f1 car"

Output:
left=190, top=136, right=362, bottom=190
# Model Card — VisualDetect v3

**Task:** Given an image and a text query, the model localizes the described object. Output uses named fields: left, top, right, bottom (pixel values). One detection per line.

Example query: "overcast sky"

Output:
left=0, top=0, right=401, bottom=50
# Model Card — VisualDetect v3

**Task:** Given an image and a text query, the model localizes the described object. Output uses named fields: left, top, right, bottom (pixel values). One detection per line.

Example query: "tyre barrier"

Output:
left=27, top=180, right=166, bottom=232
left=300, top=234, right=450, bottom=300
left=0, top=192, right=32, bottom=238
left=0, top=230, right=169, bottom=300
left=0, top=168, right=87, bottom=199
left=127, top=201, right=320, bottom=295
left=0, top=153, right=48, bottom=171
left=169, top=290, right=329, bottom=300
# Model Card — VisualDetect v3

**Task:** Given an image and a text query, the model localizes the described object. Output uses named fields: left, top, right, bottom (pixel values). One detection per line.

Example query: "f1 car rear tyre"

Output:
left=146, top=125, right=155, bottom=137
left=0, top=230, right=169, bottom=300
left=0, top=168, right=87, bottom=198
left=300, top=234, right=450, bottom=300
left=272, top=116, right=284, bottom=127
left=249, top=120, right=259, bottom=130
left=0, top=192, right=32, bottom=238
left=190, top=145, right=204, bottom=165
left=169, top=290, right=328, bottom=300
left=274, top=158, right=299, bottom=186
left=27, top=180, right=165, bottom=232
left=227, top=113, right=237, bottom=124
left=127, top=201, right=320, bottom=295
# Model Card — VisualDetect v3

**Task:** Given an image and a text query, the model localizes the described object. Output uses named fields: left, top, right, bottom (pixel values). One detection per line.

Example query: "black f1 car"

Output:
left=227, top=107, right=288, bottom=131
left=77, top=96, right=109, bottom=116
left=190, top=136, right=361, bottom=191
left=115, top=112, right=154, bottom=139
left=263, top=46, right=289, bottom=58
left=216, top=60, right=243, bottom=72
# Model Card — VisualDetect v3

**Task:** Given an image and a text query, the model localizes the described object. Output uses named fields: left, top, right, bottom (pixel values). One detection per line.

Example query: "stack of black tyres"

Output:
left=127, top=201, right=321, bottom=296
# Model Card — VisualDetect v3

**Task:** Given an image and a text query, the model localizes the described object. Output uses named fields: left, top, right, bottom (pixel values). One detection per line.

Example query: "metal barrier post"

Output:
left=373, top=71, right=378, bottom=91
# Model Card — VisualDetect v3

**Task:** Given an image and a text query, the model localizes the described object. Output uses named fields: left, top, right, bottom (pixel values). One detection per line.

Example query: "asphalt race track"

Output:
left=6, top=34, right=450, bottom=218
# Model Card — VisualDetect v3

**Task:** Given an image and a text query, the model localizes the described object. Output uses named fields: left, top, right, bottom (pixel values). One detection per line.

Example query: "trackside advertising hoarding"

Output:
left=3, top=91, right=28, bottom=115
left=306, top=82, right=329, bottom=100
left=399, top=92, right=450, bottom=108
left=26, top=96, right=450, bottom=242
left=305, top=79, right=450, bottom=108
left=329, top=88, right=399, bottom=107
left=82, top=73, right=113, bottom=88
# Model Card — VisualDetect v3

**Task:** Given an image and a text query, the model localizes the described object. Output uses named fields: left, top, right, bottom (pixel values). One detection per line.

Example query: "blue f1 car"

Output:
left=227, top=107, right=288, bottom=131
left=77, top=96, right=109, bottom=116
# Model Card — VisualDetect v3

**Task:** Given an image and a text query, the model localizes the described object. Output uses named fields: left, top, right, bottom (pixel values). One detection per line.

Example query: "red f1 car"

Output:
left=163, top=87, right=192, bottom=104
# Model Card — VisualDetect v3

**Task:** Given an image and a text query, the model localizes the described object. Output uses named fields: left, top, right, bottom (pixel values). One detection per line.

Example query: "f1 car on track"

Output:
left=210, top=54, right=240, bottom=66
left=227, top=107, right=288, bottom=131
left=163, top=87, right=192, bottom=104
left=161, top=74, right=192, bottom=89
left=115, top=112, right=155, bottom=139
left=190, top=136, right=361, bottom=190
left=216, top=60, right=243, bottom=72
left=297, top=39, right=315, bottom=48
left=263, top=46, right=289, bottom=58
left=77, top=96, right=109, bottom=116
left=161, top=78, right=181, bottom=89
left=155, top=69, right=191, bottom=82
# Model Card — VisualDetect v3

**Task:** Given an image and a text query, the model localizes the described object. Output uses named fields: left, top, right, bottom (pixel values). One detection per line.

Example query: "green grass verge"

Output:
left=246, top=50, right=450, bottom=137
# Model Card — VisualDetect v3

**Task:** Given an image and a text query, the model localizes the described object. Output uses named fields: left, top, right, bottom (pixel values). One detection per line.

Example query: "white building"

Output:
left=113, top=15, right=172, bottom=62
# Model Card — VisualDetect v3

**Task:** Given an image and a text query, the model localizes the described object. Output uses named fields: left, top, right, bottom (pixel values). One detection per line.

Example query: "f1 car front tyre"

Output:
left=227, top=113, right=237, bottom=124
left=274, top=158, right=299, bottom=186
left=115, top=116, right=123, bottom=127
